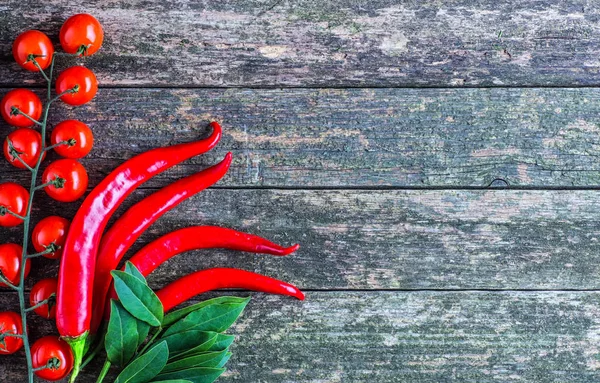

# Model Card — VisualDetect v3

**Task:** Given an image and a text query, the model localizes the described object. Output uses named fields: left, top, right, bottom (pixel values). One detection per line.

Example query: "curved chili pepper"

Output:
left=156, top=268, right=305, bottom=312
left=90, top=153, right=233, bottom=334
left=103, top=226, right=300, bottom=319
left=130, top=226, right=299, bottom=275
left=56, top=122, right=222, bottom=380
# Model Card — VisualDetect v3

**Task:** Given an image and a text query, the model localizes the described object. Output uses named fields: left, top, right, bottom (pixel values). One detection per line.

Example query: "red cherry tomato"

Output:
left=0, top=89, right=43, bottom=127
left=0, top=182, right=29, bottom=227
left=3, top=128, right=45, bottom=169
left=51, top=120, right=94, bottom=158
left=0, top=312, right=23, bottom=354
left=0, top=243, right=30, bottom=287
left=32, top=216, right=70, bottom=259
left=56, top=66, right=98, bottom=106
left=59, top=14, right=103, bottom=56
left=29, top=278, right=58, bottom=319
left=31, top=336, right=74, bottom=381
left=12, top=30, right=54, bottom=71
left=42, top=159, right=88, bottom=202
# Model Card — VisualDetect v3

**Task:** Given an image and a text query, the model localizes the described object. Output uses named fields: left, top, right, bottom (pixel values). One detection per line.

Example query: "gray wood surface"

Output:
left=6, top=189, right=600, bottom=291
left=2, top=292, right=600, bottom=383
left=3, top=87, right=600, bottom=188
left=1, top=0, right=600, bottom=87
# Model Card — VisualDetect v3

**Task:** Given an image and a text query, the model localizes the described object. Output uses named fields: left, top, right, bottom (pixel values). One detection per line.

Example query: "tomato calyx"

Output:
left=42, top=176, right=66, bottom=190
left=47, top=356, right=61, bottom=370
left=5, top=138, right=26, bottom=165
left=26, top=53, right=48, bottom=64
left=33, top=356, right=61, bottom=373
left=76, top=44, right=91, bottom=56
left=0, top=329, right=21, bottom=349
left=0, top=323, right=22, bottom=352
left=44, top=242, right=60, bottom=256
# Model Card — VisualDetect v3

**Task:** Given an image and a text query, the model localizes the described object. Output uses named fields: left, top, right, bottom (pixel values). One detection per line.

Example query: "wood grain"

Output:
left=0, top=0, right=599, bottom=87
left=3, top=87, right=600, bottom=188
left=0, top=188, right=597, bottom=290
left=2, top=291, right=600, bottom=382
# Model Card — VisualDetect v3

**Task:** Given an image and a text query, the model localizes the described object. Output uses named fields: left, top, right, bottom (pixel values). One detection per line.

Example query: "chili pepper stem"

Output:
left=66, top=334, right=88, bottom=383
left=95, top=360, right=111, bottom=383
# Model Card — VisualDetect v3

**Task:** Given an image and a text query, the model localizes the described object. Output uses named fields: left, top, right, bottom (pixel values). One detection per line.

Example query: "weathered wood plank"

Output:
left=1, top=1, right=600, bottom=87
left=2, top=291, right=600, bottom=382
left=3, top=87, right=600, bottom=187
left=0, top=189, right=599, bottom=290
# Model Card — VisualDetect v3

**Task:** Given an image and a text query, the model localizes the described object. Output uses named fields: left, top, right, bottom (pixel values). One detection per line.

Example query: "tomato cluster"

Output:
left=0, top=13, right=103, bottom=382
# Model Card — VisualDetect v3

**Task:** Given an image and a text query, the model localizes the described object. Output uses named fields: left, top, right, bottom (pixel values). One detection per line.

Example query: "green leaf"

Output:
left=136, top=320, right=152, bottom=348
left=150, top=381, right=193, bottom=383
left=114, top=340, right=169, bottom=383
left=162, top=350, right=229, bottom=373
left=105, top=300, right=139, bottom=366
left=163, top=300, right=249, bottom=337
left=155, top=368, right=225, bottom=383
left=217, top=352, right=232, bottom=368
left=208, top=334, right=235, bottom=352
left=112, top=270, right=164, bottom=326
left=163, top=297, right=249, bottom=327
left=125, top=261, right=148, bottom=284
left=162, top=331, right=217, bottom=357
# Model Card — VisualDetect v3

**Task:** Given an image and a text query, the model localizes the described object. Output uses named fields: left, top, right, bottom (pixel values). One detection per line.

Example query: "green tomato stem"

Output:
left=16, top=52, right=60, bottom=383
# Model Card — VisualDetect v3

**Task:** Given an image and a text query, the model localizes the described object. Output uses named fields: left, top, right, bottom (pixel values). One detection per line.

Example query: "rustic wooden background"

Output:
left=1, top=0, right=600, bottom=381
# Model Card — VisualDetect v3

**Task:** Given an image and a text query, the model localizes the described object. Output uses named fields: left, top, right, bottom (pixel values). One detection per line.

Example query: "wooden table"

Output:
left=1, top=1, right=600, bottom=381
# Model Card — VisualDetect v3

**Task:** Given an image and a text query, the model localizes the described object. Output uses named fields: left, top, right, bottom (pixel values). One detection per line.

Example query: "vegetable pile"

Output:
left=0, top=13, right=304, bottom=383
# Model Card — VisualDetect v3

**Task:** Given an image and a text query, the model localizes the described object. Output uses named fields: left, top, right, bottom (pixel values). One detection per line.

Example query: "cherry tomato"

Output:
left=0, top=243, right=30, bottom=287
left=42, top=159, right=88, bottom=202
left=51, top=120, right=94, bottom=158
left=32, top=216, right=70, bottom=259
left=29, top=278, right=58, bottom=319
left=31, top=336, right=74, bottom=381
left=0, top=89, right=43, bottom=128
left=59, top=14, right=103, bottom=56
left=0, top=182, right=29, bottom=227
left=12, top=30, right=54, bottom=71
left=3, top=128, right=45, bottom=169
left=0, top=311, right=23, bottom=354
left=56, top=66, right=98, bottom=106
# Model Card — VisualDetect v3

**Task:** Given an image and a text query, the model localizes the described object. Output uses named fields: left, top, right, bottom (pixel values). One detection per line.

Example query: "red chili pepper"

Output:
left=89, top=154, right=232, bottom=334
left=130, top=226, right=299, bottom=275
left=156, top=268, right=305, bottom=312
left=56, top=122, right=221, bottom=379
left=103, top=226, right=300, bottom=319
